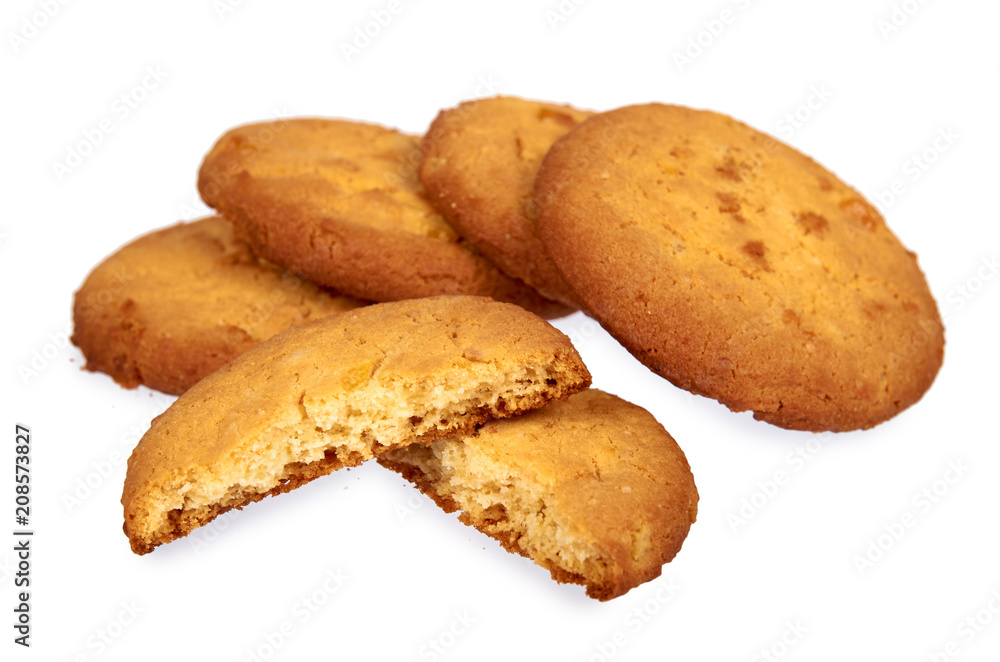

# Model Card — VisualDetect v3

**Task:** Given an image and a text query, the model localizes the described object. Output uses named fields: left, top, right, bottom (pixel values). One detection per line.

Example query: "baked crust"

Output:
left=198, top=117, right=570, bottom=318
left=536, top=103, right=944, bottom=431
left=419, top=96, right=591, bottom=306
left=71, top=216, right=364, bottom=395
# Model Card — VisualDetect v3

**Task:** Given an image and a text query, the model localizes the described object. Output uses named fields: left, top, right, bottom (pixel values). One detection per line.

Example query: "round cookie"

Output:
left=122, top=295, right=592, bottom=555
left=419, top=96, right=591, bottom=306
left=197, top=118, right=571, bottom=318
left=536, top=103, right=944, bottom=432
left=72, top=216, right=365, bottom=395
left=380, top=389, right=698, bottom=601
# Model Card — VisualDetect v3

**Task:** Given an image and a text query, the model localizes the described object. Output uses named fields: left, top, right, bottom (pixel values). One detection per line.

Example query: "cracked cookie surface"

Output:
left=535, top=103, right=944, bottom=431
left=380, top=389, right=698, bottom=601
left=198, top=118, right=570, bottom=318
left=72, top=216, right=365, bottom=395
left=122, top=296, right=591, bottom=555
left=419, top=96, right=591, bottom=306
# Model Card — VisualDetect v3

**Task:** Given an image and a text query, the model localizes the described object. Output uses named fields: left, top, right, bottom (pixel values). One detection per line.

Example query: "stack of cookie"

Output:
left=71, top=96, right=943, bottom=601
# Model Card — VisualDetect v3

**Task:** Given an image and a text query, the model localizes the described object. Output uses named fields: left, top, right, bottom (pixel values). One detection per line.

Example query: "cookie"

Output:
left=536, top=103, right=944, bottom=431
left=197, top=118, right=571, bottom=318
left=419, top=96, right=591, bottom=305
left=380, top=389, right=698, bottom=601
left=72, top=216, right=365, bottom=395
left=122, top=296, right=591, bottom=555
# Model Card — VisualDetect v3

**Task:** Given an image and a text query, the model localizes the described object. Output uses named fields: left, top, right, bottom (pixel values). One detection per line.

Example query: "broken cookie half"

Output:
left=122, top=296, right=590, bottom=555
left=380, top=389, right=698, bottom=601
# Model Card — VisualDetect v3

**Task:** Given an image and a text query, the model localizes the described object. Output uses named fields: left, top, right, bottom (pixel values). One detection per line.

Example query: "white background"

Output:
left=2, top=1, right=998, bottom=660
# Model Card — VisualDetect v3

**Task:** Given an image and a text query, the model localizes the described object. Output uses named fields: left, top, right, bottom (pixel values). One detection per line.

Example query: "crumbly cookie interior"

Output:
left=382, top=440, right=610, bottom=591
left=129, top=359, right=581, bottom=554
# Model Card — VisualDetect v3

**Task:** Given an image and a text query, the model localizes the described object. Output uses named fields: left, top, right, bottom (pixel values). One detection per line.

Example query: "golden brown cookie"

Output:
left=72, top=216, right=365, bottom=395
left=419, top=96, right=591, bottom=306
left=122, top=296, right=591, bottom=555
left=536, top=103, right=944, bottom=432
left=197, top=118, right=571, bottom=318
left=380, top=389, right=698, bottom=601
